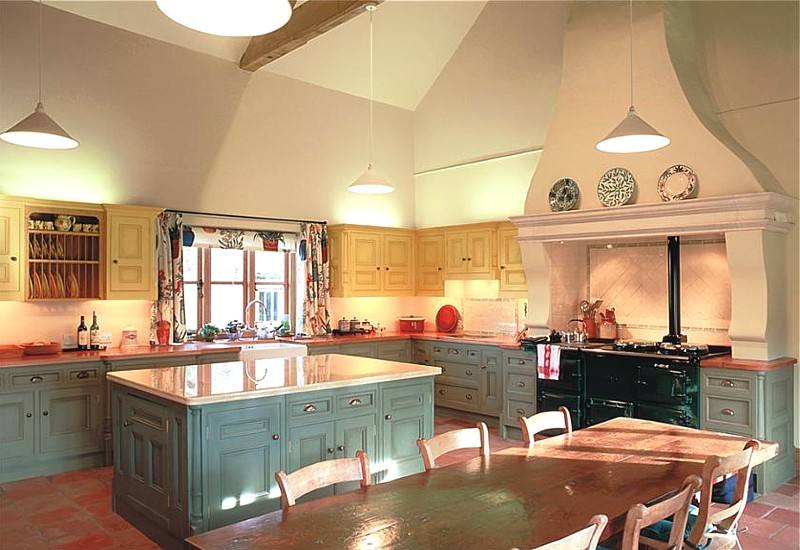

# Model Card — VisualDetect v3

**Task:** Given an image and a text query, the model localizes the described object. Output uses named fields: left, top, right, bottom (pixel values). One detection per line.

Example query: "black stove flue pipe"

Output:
left=663, top=236, right=685, bottom=344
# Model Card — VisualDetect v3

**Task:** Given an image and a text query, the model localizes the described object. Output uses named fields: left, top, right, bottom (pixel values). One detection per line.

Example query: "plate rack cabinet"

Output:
left=27, top=210, right=103, bottom=300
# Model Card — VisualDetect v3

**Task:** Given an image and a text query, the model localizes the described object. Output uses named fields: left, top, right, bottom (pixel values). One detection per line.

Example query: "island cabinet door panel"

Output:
left=205, top=402, right=283, bottom=529
left=119, top=395, right=172, bottom=529
left=287, top=422, right=336, bottom=502
left=376, top=341, right=411, bottom=363
left=40, top=386, right=101, bottom=454
left=445, top=232, right=468, bottom=275
left=348, top=232, right=382, bottom=293
left=0, top=392, right=35, bottom=459
left=334, top=414, right=377, bottom=493
left=382, top=234, right=413, bottom=292
left=380, top=382, right=432, bottom=481
left=480, top=350, right=503, bottom=416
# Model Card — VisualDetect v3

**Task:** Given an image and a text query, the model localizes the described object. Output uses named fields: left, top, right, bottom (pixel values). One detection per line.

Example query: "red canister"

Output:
left=398, top=316, right=425, bottom=333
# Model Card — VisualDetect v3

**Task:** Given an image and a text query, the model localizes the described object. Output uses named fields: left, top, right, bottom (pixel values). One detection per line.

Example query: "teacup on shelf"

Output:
left=72, top=223, right=84, bottom=232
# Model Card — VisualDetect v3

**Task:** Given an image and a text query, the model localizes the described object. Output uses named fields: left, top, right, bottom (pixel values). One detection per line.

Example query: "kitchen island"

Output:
left=106, top=355, right=439, bottom=547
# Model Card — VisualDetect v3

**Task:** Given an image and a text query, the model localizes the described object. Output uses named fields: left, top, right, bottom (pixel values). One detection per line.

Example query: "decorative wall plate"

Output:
left=548, top=178, right=580, bottom=212
left=658, top=164, right=697, bottom=201
left=597, top=167, right=635, bottom=207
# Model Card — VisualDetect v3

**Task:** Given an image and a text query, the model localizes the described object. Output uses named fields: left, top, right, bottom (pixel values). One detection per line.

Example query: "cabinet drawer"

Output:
left=11, top=370, right=61, bottom=388
left=431, top=344, right=479, bottom=365
left=413, top=343, right=432, bottom=365
left=506, top=354, right=536, bottom=370
left=288, top=393, right=334, bottom=425
left=703, top=373, right=755, bottom=397
left=436, top=362, right=479, bottom=387
left=506, top=399, right=536, bottom=423
left=435, top=383, right=480, bottom=412
left=338, top=343, right=378, bottom=358
left=67, top=367, right=101, bottom=382
left=703, top=395, right=754, bottom=434
left=307, top=345, right=340, bottom=356
left=335, top=387, right=377, bottom=416
left=506, top=372, right=536, bottom=397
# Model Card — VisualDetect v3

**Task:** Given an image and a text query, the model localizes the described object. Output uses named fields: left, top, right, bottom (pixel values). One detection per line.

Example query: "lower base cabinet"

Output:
left=111, top=377, right=434, bottom=546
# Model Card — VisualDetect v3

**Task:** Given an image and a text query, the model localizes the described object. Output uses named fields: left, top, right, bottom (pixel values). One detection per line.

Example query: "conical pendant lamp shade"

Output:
left=347, top=165, right=394, bottom=194
left=596, top=107, right=670, bottom=153
left=1, top=102, right=79, bottom=150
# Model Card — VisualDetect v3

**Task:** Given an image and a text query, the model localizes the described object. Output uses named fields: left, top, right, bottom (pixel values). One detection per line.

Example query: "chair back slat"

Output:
left=688, top=439, right=760, bottom=547
left=275, top=450, right=370, bottom=510
left=516, top=514, right=608, bottom=550
left=622, top=475, right=703, bottom=550
left=417, top=422, right=489, bottom=470
left=518, top=406, right=572, bottom=447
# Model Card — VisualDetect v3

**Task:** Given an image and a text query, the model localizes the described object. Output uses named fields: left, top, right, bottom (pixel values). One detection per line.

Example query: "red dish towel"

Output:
left=536, top=344, right=561, bottom=380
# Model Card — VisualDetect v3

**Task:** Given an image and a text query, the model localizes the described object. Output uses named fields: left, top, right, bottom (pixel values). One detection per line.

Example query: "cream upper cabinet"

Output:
left=348, top=231, right=382, bottom=293
left=498, top=226, right=527, bottom=293
left=106, top=206, right=160, bottom=300
left=0, top=201, right=23, bottom=300
left=416, top=233, right=444, bottom=295
left=330, top=226, right=415, bottom=297
left=382, top=234, right=413, bottom=292
left=445, top=232, right=468, bottom=275
left=466, top=229, right=493, bottom=275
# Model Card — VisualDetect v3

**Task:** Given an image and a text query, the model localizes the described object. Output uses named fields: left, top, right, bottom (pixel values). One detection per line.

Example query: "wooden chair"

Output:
left=643, top=440, right=760, bottom=550
left=619, top=475, right=703, bottom=550
left=274, top=450, right=370, bottom=510
left=518, top=406, right=572, bottom=447
left=416, top=422, right=489, bottom=471
left=514, top=514, right=608, bottom=550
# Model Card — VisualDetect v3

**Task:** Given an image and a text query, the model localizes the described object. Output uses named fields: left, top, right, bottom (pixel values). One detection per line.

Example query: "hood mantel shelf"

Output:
left=511, top=192, right=796, bottom=243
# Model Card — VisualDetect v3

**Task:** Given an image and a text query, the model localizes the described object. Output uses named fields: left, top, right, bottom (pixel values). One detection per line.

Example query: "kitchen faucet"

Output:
left=243, top=299, right=272, bottom=340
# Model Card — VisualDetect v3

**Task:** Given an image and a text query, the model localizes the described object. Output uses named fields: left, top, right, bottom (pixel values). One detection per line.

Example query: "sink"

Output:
left=237, top=342, right=308, bottom=360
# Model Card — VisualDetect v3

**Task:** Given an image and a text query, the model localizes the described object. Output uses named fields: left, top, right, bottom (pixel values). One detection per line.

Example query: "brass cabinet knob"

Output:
left=337, top=445, right=345, bottom=452
left=112, top=259, right=119, bottom=264
left=384, top=414, right=392, bottom=420
left=385, top=267, right=389, bottom=271
left=465, top=369, right=473, bottom=376
left=10, top=256, right=17, bottom=262
left=25, top=412, right=32, bottom=418
left=272, top=434, right=280, bottom=440
left=437, top=267, right=442, bottom=271
left=465, top=393, right=473, bottom=400
left=327, top=448, right=335, bottom=454
left=500, top=265, right=505, bottom=270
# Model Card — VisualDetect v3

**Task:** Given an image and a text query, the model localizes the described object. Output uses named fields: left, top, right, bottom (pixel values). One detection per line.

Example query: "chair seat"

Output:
left=642, top=505, right=713, bottom=549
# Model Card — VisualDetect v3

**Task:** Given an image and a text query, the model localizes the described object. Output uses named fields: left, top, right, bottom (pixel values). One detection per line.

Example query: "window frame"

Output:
left=183, top=247, right=296, bottom=336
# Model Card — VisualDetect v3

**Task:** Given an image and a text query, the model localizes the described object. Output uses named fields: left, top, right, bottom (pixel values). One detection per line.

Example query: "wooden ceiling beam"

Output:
left=239, top=0, right=383, bottom=72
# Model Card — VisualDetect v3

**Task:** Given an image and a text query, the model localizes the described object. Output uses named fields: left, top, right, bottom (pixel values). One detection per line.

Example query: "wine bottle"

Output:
left=90, top=311, right=100, bottom=350
left=77, top=316, right=89, bottom=351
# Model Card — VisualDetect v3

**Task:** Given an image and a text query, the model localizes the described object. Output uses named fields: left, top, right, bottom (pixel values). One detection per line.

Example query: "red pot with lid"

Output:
left=398, top=316, right=425, bottom=333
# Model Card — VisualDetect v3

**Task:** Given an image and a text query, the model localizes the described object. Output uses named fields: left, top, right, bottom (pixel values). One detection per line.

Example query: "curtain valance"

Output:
left=182, top=225, right=298, bottom=252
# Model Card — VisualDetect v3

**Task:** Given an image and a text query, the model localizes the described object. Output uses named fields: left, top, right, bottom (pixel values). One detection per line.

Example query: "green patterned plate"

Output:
left=597, top=167, right=635, bottom=207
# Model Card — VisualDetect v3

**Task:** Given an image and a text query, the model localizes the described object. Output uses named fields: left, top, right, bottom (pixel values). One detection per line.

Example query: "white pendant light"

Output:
left=1, top=1, right=78, bottom=150
left=596, top=0, right=669, bottom=154
left=348, top=3, right=394, bottom=194
left=156, top=0, right=292, bottom=37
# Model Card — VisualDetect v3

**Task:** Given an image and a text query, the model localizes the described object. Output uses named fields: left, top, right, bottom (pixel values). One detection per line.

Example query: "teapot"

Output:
left=54, top=215, right=76, bottom=232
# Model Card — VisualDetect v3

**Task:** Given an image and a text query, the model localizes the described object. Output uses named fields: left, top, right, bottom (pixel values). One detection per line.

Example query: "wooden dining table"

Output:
left=186, top=418, right=779, bottom=550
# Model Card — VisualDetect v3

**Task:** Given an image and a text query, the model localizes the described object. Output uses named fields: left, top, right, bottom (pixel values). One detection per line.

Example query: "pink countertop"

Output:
left=0, top=343, right=241, bottom=369
left=278, top=332, right=522, bottom=350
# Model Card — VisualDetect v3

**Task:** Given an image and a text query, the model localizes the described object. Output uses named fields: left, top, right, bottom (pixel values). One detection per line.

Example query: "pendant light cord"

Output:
left=368, top=5, right=374, bottom=167
left=38, top=0, right=43, bottom=105
left=628, top=0, right=634, bottom=110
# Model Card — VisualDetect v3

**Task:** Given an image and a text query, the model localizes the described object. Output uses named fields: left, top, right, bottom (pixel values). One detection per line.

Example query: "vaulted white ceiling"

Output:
left=48, top=0, right=487, bottom=111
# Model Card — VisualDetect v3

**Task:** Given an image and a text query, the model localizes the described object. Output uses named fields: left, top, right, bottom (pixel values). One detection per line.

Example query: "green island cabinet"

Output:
left=109, top=365, right=435, bottom=547
left=700, top=365, right=795, bottom=493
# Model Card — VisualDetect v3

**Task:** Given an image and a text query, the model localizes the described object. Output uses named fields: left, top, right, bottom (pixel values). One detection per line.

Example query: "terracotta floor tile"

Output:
left=27, top=506, right=80, bottom=526
left=757, top=491, right=800, bottom=510
left=56, top=479, right=106, bottom=499
left=96, top=514, right=135, bottom=533
left=48, top=469, right=98, bottom=485
left=50, top=531, right=116, bottom=550
left=39, top=519, right=104, bottom=542
left=770, top=524, right=800, bottom=546
left=743, top=501, right=775, bottom=518
left=786, top=476, right=799, bottom=486
left=737, top=531, right=791, bottom=550
left=775, top=483, right=800, bottom=497
left=72, top=489, right=111, bottom=507
left=737, top=515, right=788, bottom=539
left=764, top=507, right=800, bottom=527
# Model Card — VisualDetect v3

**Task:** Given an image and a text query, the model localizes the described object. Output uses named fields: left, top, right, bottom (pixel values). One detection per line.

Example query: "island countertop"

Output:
left=106, top=354, right=441, bottom=405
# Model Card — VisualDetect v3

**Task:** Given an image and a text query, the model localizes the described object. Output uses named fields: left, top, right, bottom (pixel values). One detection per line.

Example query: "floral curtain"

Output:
left=300, top=223, right=331, bottom=336
left=151, top=212, right=187, bottom=343
left=182, top=225, right=297, bottom=251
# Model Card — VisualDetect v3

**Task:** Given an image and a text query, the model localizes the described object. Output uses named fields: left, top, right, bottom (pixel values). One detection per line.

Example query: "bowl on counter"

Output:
left=21, top=341, right=62, bottom=356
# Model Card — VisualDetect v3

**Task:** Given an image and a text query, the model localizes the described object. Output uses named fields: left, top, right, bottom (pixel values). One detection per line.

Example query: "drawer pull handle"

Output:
left=465, top=394, right=473, bottom=400
left=303, top=404, right=317, bottom=413
left=438, top=389, right=445, bottom=395
left=518, top=360, right=525, bottom=365
left=516, top=408, right=526, bottom=415
left=448, top=349, right=459, bottom=355
left=337, top=445, right=345, bottom=452
left=721, top=408, right=735, bottom=417
left=480, top=365, right=487, bottom=370
left=25, top=412, right=32, bottom=418
left=517, top=381, right=526, bottom=388
left=30, top=376, right=43, bottom=383
left=327, top=448, right=335, bottom=454
left=272, top=434, right=280, bottom=440
left=76, top=370, right=90, bottom=379
left=721, top=380, right=735, bottom=388
left=42, top=411, right=49, bottom=416
left=348, top=398, right=363, bottom=406
left=466, top=369, right=473, bottom=376
left=384, top=414, right=392, bottom=420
